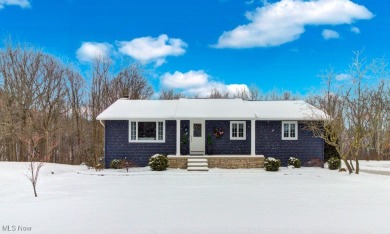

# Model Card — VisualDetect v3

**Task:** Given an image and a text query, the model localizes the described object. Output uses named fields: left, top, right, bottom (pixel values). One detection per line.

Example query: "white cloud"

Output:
left=161, top=70, right=208, bottom=89
left=335, top=73, right=351, bottom=81
left=160, top=70, right=249, bottom=97
left=117, top=34, right=187, bottom=67
left=215, top=0, right=373, bottom=48
left=226, top=84, right=250, bottom=94
left=0, top=0, right=30, bottom=9
left=76, top=42, right=113, bottom=63
left=351, top=26, right=360, bottom=34
left=322, top=29, right=340, bottom=40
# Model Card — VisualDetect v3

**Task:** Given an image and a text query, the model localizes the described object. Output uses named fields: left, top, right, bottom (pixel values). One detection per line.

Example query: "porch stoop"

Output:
left=187, top=158, right=209, bottom=171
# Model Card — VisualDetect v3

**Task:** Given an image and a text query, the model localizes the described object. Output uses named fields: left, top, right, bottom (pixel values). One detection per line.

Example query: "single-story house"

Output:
left=97, top=98, right=326, bottom=170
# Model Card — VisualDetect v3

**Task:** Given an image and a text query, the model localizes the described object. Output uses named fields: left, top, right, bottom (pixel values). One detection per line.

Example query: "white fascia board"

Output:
left=255, top=117, right=325, bottom=121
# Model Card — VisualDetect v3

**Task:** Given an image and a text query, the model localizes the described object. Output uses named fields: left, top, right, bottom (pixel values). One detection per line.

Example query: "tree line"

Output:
left=0, top=44, right=389, bottom=170
left=0, top=44, right=155, bottom=166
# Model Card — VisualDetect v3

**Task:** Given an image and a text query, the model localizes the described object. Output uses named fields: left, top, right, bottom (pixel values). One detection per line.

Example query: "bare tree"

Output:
left=208, top=88, right=229, bottom=99
left=0, top=44, right=44, bottom=162
left=64, top=68, right=86, bottom=164
left=88, top=60, right=154, bottom=167
left=0, top=42, right=157, bottom=167
left=262, top=89, right=299, bottom=101
left=307, top=51, right=390, bottom=174
left=88, top=58, right=111, bottom=167
left=110, top=64, right=153, bottom=101
left=364, top=58, right=389, bottom=160
left=0, top=42, right=89, bottom=165
left=306, top=67, right=354, bottom=173
left=24, top=134, right=45, bottom=198
left=159, top=89, right=184, bottom=100
left=248, top=84, right=262, bottom=100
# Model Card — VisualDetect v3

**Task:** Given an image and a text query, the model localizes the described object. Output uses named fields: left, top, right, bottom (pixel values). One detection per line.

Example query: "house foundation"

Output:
left=168, top=155, right=264, bottom=169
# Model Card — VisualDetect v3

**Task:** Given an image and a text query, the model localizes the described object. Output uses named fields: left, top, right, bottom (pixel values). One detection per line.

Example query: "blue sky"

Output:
left=0, top=0, right=388, bottom=97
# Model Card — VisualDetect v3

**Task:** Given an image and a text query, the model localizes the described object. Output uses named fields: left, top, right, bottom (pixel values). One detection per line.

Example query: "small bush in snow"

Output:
left=110, top=159, right=121, bottom=169
left=149, top=154, right=168, bottom=171
left=305, top=158, right=324, bottom=167
left=288, top=157, right=301, bottom=168
left=327, top=157, right=341, bottom=170
left=264, top=157, right=281, bottom=171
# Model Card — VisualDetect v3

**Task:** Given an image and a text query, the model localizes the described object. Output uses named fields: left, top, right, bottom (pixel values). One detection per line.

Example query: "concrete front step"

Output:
left=187, top=162, right=208, bottom=167
left=187, top=158, right=209, bottom=171
left=187, top=166, right=209, bottom=171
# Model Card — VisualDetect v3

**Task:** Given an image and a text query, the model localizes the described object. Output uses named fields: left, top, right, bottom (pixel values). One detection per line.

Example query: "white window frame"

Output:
left=128, top=120, right=165, bottom=143
left=230, top=121, right=246, bottom=140
left=282, top=121, right=298, bottom=140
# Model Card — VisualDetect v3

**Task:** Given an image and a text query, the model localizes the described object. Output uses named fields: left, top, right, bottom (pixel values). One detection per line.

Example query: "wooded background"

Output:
left=0, top=44, right=389, bottom=168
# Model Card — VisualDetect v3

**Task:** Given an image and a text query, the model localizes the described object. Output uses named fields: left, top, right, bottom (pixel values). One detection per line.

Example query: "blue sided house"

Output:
left=97, top=98, right=326, bottom=170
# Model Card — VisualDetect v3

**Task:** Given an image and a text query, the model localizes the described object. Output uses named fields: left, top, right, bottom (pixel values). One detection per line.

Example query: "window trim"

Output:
left=128, top=120, right=165, bottom=143
left=230, top=121, right=246, bottom=140
left=282, top=121, right=298, bottom=140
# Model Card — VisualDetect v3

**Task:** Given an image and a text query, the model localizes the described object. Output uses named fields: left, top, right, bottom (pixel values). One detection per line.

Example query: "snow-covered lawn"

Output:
left=359, top=160, right=390, bottom=172
left=1, top=162, right=390, bottom=234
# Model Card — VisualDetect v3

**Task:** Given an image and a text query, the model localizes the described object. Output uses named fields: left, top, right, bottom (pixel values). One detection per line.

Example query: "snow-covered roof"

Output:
left=174, top=98, right=255, bottom=119
left=245, top=100, right=326, bottom=120
left=96, top=99, right=178, bottom=120
left=96, top=98, right=325, bottom=120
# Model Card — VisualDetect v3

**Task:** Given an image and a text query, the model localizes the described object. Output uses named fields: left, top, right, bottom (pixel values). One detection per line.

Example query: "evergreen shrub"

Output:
left=328, top=157, right=341, bottom=170
left=288, top=157, right=302, bottom=168
left=264, top=157, right=281, bottom=171
left=149, top=154, right=168, bottom=171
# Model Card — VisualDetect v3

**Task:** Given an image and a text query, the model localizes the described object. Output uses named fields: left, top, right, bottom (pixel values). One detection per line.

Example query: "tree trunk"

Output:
left=349, top=159, right=355, bottom=171
left=343, top=159, right=353, bottom=174
left=355, top=159, right=359, bottom=174
left=32, top=183, right=37, bottom=197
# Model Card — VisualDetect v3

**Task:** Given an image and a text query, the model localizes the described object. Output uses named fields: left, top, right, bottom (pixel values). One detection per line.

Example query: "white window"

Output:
left=230, top=121, right=246, bottom=140
left=282, top=121, right=298, bottom=140
left=129, top=120, right=165, bottom=143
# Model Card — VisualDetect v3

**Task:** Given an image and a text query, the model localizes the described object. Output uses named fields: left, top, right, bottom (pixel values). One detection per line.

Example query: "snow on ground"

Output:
left=359, top=160, right=390, bottom=172
left=1, top=162, right=390, bottom=234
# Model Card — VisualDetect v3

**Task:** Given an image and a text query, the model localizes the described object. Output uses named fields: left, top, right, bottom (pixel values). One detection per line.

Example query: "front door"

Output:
left=190, top=119, right=205, bottom=155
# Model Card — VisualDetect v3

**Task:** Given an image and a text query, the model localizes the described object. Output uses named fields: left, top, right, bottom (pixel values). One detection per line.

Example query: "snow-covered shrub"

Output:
left=264, top=157, right=281, bottom=171
left=110, top=159, right=135, bottom=170
left=327, top=157, right=341, bottom=170
left=149, top=154, right=168, bottom=171
left=288, top=157, right=301, bottom=168
left=110, top=159, right=121, bottom=169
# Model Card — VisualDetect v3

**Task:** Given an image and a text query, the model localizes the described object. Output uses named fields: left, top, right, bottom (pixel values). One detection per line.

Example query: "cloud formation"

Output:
left=0, top=0, right=30, bottom=9
left=322, top=29, right=340, bottom=40
left=215, top=0, right=373, bottom=48
left=351, top=26, right=360, bottom=34
left=76, top=42, right=113, bottom=63
left=117, top=34, right=187, bottom=67
left=160, top=70, right=249, bottom=97
left=161, top=70, right=208, bottom=89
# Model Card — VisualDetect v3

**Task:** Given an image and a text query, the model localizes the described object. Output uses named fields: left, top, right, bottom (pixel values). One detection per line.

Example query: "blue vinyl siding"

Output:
left=104, top=119, right=324, bottom=167
left=205, top=120, right=251, bottom=155
left=255, top=121, right=324, bottom=166
left=104, top=120, right=176, bottom=167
